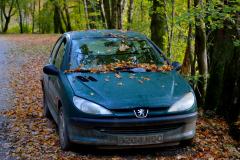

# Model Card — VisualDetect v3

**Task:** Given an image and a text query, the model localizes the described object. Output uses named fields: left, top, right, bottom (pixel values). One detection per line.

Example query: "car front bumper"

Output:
left=67, top=112, right=197, bottom=148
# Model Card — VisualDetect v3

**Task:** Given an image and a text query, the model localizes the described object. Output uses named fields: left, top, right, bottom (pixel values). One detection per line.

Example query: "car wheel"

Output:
left=58, top=107, right=72, bottom=150
left=43, top=91, right=52, bottom=118
left=180, top=136, right=195, bottom=146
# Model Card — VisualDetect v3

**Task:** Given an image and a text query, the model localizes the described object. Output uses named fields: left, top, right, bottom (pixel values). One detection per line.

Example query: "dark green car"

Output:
left=42, top=30, right=197, bottom=150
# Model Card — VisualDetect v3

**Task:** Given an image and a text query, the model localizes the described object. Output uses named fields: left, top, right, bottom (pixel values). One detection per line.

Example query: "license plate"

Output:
left=118, top=134, right=163, bottom=146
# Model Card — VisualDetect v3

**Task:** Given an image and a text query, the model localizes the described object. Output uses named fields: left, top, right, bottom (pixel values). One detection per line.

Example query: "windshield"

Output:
left=69, top=38, right=172, bottom=73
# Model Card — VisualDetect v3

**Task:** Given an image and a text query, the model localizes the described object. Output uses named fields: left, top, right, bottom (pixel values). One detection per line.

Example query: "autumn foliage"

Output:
left=1, top=34, right=240, bottom=159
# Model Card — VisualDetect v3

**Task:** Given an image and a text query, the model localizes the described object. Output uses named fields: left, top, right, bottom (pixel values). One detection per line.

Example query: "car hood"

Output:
left=66, top=71, right=192, bottom=110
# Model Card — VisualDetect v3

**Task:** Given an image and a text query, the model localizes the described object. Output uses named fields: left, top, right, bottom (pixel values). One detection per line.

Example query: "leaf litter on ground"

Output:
left=0, top=34, right=239, bottom=160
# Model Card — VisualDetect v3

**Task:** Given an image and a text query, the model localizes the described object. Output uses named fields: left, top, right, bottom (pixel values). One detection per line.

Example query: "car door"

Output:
left=48, top=38, right=66, bottom=115
left=44, top=36, right=63, bottom=109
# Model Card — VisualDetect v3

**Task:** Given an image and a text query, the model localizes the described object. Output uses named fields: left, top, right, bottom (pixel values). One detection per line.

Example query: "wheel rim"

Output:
left=59, top=111, right=65, bottom=145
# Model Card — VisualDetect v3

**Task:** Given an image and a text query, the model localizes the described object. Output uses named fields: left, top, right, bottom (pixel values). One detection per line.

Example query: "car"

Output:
left=41, top=29, right=197, bottom=150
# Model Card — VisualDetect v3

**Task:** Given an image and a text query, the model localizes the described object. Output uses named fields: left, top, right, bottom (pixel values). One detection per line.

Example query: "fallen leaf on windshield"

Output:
left=72, top=79, right=75, bottom=82
left=63, top=70, right=67, bottom=74
left=69, top=63, right=71, bottom=66
left=164, top=60, right=168, bottom=65
left=124, top=36, right=128, bottom=39
left=118, top=82, right=122, bottom=86
left=86, top=75, right=90, bottom=78
left=121, top=30, right=127, bottom=33
left=105, top=79, right=109, bottom=82
left=162, top=85, right=164, bottom=87
left=119, top=44, right=130, bottom=51
left=115, top=73, right=123, bottom=79
left=175, top=83, right=177, bottom=85
left=85, top=36, right=88, bottom=38
left=138, top=80, right=143, bottom=83
left=107, top=76, right=110, bottom=78
left=91, top=93, right=94, bottom=96
left=141, top=77, right=143, bottom=79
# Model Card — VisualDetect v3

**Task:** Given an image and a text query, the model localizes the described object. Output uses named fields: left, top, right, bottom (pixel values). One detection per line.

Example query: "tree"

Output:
left=2, top=0, right=15, bottom=33
left=103, top=0, right=111, bottom=29
left=16, top=0, right=23, bottom=33
left=150, top=0, right=166, bottom=51
left=111, top=0, right=118, bottom=29
left=194, top=0, right=207, bottom=106
left=127, top=0, right=134, bottom=30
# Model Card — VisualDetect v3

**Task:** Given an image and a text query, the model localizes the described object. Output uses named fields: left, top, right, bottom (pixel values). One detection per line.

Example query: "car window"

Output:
left=51, top=37, right=63, bottom=64
left=70, top=38, right=165, bottom=70
left=54, top=40, right=66, bottom=70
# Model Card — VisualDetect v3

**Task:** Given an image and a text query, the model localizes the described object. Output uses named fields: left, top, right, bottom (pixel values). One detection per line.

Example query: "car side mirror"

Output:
left=43, top=64, right=59, bottom=76
left=172, top=62, right=182, bottom=71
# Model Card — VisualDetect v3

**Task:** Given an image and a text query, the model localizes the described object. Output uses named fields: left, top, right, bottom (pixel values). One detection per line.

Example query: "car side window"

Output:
left=54, top=39, right=66, bottom=70
left=51, top=37, right=63, bottom=64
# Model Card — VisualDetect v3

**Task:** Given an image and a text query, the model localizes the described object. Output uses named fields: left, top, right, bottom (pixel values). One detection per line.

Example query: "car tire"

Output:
left=58, top=107, right=72, bottom=150
left=43, top=91, right=52, bottom=118
left=180, top=136, right=195, bottom=146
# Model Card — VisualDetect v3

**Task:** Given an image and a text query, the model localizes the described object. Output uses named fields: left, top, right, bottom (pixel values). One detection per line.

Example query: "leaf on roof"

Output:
left=93, top=29, right=96, bottom=31
left=119, top=44, right=130, bottom=51
left=101, top=32, right=105, bottom=35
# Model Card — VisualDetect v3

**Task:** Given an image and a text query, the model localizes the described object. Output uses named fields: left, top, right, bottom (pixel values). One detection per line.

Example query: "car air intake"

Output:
left=76, top=76, right=98, bottom=82
left=94, top=123, right=183, bottom=135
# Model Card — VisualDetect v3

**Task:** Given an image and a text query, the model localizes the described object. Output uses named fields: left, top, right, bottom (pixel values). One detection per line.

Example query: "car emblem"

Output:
left=133, top=109, right=149, bottom=118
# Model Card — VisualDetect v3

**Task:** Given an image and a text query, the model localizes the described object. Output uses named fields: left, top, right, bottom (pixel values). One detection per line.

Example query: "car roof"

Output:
left=66, top=29, right=146, bottom=39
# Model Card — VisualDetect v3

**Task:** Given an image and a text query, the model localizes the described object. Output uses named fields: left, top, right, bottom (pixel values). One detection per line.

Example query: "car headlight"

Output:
left=168, top=92, right=195, bottom=112
left=73, top=96, right=113, bottom=114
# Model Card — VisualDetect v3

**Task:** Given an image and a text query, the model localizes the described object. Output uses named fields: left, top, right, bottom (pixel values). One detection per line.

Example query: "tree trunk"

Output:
left=0, top=6, right=3, bottom=32
left=99, top=0, right=107, bottom=29
left=3, top=16, right=10, bottom=33
left=117, top=0, right=123, bottom=29
left=64, top=0, right=72, bottom=31
left=180, top=45, right=191, bottom=77
left=127, top=0, right=134, bottom=30
left=32, top=0, right=36, bottom=33
left=111, top=0, right=118, bottom=29
left=103, top=0, right=111, bottom=29
left=167, top=0, right=175, bottom=58
left=83, top=0, right=90, bottom=29
left=2, top=0, right=15, bottom=33
left=39, top=0, right=41, bottom=33
left=194, top=0, right=207, bottom=106
left=150, top=0, right=166, bottom=51
left=16, top=0, right=23, bottom=33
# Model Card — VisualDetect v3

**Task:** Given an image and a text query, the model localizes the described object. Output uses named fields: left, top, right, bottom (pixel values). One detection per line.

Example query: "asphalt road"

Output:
left=0, top=37, right=16, bottom=160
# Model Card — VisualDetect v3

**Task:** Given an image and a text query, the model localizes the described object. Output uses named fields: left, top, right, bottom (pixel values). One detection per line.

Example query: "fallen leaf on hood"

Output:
left=107, top=76, right=110, bottom=78
left=108, top=49, right=111, bottom=52
left=144, top=77, right=150, bottom=81
left=118, top=82, right=122, bottom=86
left=138, top=80, right=143, bottom=83
left=105, top=79, right=109, bottom=82
left=115, top=73, right=123, bottom=79
left=129, top=74, right=135, bottom=79
left=91, top=93, right=94, bottom=96
left=162, top=85, right=164, bottom=87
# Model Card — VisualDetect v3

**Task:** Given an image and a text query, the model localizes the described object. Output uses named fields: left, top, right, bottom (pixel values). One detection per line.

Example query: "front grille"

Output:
left=94, top=123, right=183, bottom=135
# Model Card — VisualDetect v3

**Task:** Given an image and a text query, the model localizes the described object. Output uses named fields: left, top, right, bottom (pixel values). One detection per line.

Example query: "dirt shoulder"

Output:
left=0, top=37, right=16, bottom=160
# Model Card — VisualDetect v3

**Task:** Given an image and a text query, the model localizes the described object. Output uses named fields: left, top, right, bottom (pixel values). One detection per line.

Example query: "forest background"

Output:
left=0, top=0, right=240, bottom=141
